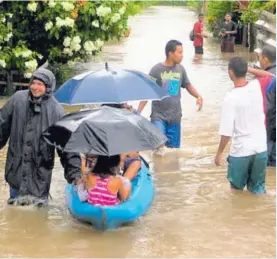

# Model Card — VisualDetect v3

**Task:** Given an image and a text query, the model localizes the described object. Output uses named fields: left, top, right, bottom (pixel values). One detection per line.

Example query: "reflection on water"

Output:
left=0, top=6, right=275, bottom=258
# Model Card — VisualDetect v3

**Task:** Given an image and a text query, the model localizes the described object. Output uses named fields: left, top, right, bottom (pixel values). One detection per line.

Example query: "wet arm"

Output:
left=217, top=97, right=234, bottom=156
left=138, top=101, right=148, bottom=113
left=186, top=84, right=202, bottom=99
left=225, top=25, right=237, bottom=35
left=195, top=33, right=208, bottom=38
left=124, top=160, right=141, bottom=180
left=58, top=150, right=81, bottom=184
left=225, top=26, right=237, bottom=35
left=80, top=156, right=88, bottom=173
left=194, top=26, right=207, bottom=38
left=194, top=32, right=204, bottom=37
left=248, top=67, right=275, bottom=77
left=266, top=78, right=276, bottom=142
left=216, top=136, right=231, bottom=155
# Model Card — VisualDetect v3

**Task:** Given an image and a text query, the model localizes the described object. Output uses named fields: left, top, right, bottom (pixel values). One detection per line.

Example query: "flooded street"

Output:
left=0, top=6, right=275, bottom=258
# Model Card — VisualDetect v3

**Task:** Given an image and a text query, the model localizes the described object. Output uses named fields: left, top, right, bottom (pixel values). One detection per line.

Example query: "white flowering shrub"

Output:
left=0, top=0, right=138, bottom=78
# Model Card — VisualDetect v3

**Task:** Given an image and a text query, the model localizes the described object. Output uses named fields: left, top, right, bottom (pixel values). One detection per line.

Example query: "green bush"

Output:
left=186, top=1, right=202, bottom=12
left=0, top=0, right=146, bottom=80
left=241, top=0, right=276, bottom=23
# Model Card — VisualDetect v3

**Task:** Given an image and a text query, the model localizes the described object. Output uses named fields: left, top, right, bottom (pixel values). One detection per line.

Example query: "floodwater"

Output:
left=0, top=6, right=275, bottom=258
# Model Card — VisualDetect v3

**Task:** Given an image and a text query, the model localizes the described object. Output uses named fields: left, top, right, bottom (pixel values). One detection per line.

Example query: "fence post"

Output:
left=249, top=23, right=256, bottom=52
left=6, top=71, right=13, bottom=95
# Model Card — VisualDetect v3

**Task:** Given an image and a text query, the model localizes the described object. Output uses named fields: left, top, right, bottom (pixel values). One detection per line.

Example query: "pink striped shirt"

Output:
left=87, top=176, right=119, bottom=206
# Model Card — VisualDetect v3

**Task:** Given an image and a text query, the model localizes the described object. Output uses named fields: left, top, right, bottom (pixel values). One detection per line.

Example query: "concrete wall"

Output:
left=254, top=10, right=276, bottom=54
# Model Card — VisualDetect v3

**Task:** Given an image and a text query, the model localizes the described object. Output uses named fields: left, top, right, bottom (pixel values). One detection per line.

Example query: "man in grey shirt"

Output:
left=138, top=40, right=203, bottom=152
left=219, top=12, right=237, bottom=53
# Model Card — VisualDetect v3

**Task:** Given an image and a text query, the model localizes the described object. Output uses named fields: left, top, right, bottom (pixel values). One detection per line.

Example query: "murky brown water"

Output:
left=0, top=6, right=275, bottom=258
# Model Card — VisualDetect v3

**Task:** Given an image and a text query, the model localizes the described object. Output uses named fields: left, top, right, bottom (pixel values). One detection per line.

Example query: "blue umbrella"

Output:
left=54, top=63, right=169, bottom=105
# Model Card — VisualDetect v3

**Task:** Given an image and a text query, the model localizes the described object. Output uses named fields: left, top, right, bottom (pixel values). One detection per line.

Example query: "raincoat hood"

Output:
left=29, top=68, right=56, bottom=113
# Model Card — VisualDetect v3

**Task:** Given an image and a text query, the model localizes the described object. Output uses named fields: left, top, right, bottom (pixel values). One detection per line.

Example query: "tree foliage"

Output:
left=207, top=1, right=234, bottom=20
left=186, top=0, right=203, bottom=13
left=0, top=0, right=146, bottom=78
left=240, top=0, right=276, bottom=23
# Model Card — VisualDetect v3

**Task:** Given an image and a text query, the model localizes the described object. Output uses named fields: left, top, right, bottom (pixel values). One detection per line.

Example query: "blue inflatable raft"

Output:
left=65, top=163, right=154, bottom=230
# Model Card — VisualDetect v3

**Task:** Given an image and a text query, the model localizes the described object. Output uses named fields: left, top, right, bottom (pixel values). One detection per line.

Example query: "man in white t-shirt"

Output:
left=215, top=57, right=267, bottom=194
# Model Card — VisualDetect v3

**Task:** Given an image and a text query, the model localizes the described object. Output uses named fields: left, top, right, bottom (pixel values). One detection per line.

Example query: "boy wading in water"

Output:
left=193, top=13, right=208, bottom=55
left=215, top=57, right=267, bottom=194
left=138, top=40, right=203, bottom=154
left=219, top=13, right=237, bottom=53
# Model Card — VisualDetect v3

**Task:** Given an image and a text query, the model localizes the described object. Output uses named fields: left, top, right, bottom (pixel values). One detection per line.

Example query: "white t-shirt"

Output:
left=219, top=79, right=267, bottom=157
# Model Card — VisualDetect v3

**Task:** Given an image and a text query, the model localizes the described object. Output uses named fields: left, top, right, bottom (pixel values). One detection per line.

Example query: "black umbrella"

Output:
left=43, top=106, right=167, bottom=156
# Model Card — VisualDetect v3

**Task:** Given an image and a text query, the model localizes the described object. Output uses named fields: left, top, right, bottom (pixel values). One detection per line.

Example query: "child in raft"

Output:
left=120, top=151, right=142, bottom=180
left=77, top=155, right=131, bottom=206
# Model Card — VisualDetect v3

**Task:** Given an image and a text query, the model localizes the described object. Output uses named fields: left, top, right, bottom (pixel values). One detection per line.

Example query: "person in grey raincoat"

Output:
left=0, top=68, right=81, bottom=206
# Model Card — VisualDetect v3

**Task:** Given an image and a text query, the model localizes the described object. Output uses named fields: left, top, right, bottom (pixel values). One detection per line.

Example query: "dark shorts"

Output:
left=227, top=152, right=267, bottom=194
left=195, top=46, right=204, bottom=54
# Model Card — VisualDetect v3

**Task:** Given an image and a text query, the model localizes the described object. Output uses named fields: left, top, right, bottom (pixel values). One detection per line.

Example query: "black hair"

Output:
left=92, top=155, right=120, bottom=178
left=32, top=76, right=48, bottom=88
left=165, top=40, right=182, bottom=58
left=101, top=103, right=122, bottom=109
left=228, top=57, right=248, bottom=78
left=262, top=45, right=276, bottom=63
left=198, top=13, right=204, bottom=17
left=225, top=12, right=232, bottom=17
